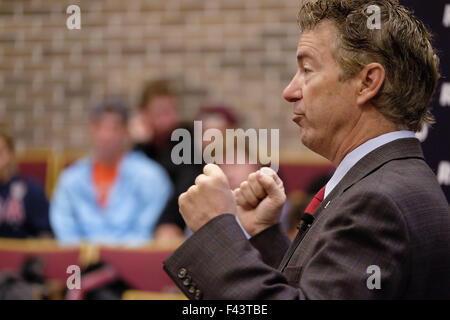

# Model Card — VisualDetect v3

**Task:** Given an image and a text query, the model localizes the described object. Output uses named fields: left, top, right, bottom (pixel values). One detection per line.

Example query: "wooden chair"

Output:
left=16, top=149, right=54, bottom=197
left=0, top=238, right=81, bottom=282
left=98, top=242, right=181, bottom=293
left=122, top=290, right=187, bottom=300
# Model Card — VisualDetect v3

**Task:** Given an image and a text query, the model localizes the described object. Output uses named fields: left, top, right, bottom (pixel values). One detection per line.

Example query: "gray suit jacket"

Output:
left=163, top=138, right=450, bottom=299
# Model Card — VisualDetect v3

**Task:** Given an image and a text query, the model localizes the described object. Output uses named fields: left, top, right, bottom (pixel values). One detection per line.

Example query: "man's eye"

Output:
left=304, top=68, right=311, bottom=74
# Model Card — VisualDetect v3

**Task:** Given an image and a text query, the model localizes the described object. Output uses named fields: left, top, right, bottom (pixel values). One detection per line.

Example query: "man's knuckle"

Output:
left=187, top=185, right=197, bottom=194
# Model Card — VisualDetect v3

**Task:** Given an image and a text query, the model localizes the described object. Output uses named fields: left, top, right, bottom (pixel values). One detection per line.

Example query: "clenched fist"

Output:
left=234, top=167, right=286, bottom=237
left=178, top=163, right=237, bottom=232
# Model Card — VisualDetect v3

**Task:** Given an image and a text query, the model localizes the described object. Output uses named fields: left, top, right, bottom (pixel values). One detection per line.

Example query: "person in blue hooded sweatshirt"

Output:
left=50, top=97, right=172, bottom=246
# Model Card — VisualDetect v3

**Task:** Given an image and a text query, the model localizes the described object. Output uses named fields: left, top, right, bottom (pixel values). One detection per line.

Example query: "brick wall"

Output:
left=0, top=0, right=313, bottom=156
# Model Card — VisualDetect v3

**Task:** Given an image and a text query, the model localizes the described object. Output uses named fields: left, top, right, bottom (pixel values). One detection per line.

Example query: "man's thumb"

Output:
left=257, top=169, right=284, bottom=199
left=203, top=163, right=227, bottom=180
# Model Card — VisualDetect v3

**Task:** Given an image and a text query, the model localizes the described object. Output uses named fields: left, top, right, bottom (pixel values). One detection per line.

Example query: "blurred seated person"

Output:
left=50, top=97, right=172, bottom=245
left=220, top=161, right=260, bottom=190
left=217, top=142, right=260, bottom=191
left=283, top=191, right=310, bottom=240
left=0, top=128, right=51, bottom=238
left=133, top=80, right=202, bottom=241
left=195, top=103, right=238, bottom=152
left=284, top=173, right=333, bottom=240
left=199, top=104, right=284, bottom=207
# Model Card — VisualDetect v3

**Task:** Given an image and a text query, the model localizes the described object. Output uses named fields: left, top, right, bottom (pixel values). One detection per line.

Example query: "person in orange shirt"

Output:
left=50, top=98, right=172, bottom=245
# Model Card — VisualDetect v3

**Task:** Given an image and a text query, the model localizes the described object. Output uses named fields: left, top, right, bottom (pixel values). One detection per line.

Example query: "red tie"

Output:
left=304, top=186, right=326, bottom=215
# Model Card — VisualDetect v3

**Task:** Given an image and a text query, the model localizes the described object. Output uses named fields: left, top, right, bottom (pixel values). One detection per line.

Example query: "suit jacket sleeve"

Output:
left=249, top=223, right=291, bottom=269
left=163, top=189, right=410, bottom=300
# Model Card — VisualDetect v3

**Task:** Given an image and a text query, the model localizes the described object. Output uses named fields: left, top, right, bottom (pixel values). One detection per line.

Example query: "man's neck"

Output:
left=329, top=117, right=400, bottom=167
left=94, top=152, right=124, bottom=166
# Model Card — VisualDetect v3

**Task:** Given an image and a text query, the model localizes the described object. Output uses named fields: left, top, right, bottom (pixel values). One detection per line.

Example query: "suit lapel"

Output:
left=278, top=138, right=424, bottom=272
left=325, top=138, right=423, bottom=203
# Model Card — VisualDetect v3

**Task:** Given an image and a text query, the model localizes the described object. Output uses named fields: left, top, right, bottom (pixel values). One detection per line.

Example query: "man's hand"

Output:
left=178, top=164, right=237, bottom=232
left=233, top=167, right=286, bottom=237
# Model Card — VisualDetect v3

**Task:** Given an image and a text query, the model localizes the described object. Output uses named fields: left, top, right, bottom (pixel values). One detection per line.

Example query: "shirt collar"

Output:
left=324, top=130, right=417, bottom=199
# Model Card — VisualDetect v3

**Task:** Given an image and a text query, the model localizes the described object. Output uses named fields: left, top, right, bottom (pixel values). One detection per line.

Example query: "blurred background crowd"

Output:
left=0, top=0, right=448, bottom=299
left=0, top=76, right=333, bottom=300
left=0, top=79, right=332, bottom=245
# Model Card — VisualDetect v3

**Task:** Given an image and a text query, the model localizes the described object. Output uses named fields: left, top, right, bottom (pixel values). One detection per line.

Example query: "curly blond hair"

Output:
left=297, top=0, right=440, bottom=131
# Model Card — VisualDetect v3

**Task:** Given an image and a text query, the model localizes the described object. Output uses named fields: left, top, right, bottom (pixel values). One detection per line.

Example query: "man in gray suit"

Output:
left=163, top=0, right=450, bottom=299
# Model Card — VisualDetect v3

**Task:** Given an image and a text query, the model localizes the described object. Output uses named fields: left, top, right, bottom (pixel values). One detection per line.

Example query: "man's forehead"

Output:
left=296, top=22, right=337, bottom=57
left=92, top=112, right=127, bottom=125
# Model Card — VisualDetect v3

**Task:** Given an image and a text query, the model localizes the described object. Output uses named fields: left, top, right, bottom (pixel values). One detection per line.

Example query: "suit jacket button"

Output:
left=182, top=276, right=191, bottom=287
left=177, top=268, right=187, bottom=279
left=188, top=285, right=196, bottom=294
left=194, top=289, right=202, bottom=300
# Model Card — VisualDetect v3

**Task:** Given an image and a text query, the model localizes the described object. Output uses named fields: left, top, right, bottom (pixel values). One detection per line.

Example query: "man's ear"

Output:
left=356, top=63, right=385, bottom=106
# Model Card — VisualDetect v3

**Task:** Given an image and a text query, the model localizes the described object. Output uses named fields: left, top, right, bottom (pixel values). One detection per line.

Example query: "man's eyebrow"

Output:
left=296, top=51, right=315, bottom=62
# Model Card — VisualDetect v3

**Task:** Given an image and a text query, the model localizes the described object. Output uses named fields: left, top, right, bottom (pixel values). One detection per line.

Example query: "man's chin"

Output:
left=299, top=129, right=309, bottom=147
left=299, top=130, right=316, bottom=153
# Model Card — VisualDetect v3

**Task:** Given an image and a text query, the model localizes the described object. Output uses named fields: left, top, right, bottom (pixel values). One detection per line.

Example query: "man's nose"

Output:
left=283, top=73, right=302, bottom=103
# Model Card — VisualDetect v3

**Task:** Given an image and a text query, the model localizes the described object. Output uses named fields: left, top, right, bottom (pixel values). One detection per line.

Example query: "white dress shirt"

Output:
left=238, top=130, right=417, bottom=239
left=324, top=130, right=417, bottom=199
